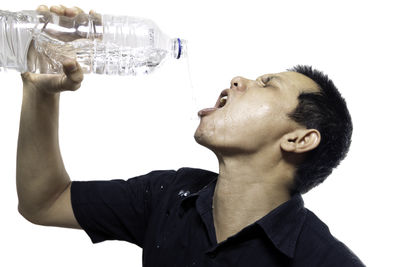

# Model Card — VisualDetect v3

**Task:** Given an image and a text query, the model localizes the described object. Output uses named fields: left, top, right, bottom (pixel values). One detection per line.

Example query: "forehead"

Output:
left=260, top=71, right=320, bottom=94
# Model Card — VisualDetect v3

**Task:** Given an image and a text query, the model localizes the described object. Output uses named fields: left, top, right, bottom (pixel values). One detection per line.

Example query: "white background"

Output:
left=1, top=0, right=399, bottom=266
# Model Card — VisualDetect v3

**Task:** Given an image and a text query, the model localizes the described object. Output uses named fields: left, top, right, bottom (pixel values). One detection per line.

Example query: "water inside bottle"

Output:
left=32, top=31, right=168, bottom=75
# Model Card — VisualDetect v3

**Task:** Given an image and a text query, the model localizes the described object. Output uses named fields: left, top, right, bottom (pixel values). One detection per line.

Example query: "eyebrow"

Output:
left=266, top=75, right=281, bottom=81
left=257, top=75, right=282, bottom=80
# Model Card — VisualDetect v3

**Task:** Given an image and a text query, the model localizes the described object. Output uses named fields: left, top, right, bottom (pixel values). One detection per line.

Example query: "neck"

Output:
left=212, top=151, right=294, bottom=243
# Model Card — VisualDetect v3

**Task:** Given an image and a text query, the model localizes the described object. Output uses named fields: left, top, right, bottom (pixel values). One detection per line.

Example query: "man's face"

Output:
left=194, top=71, right=320, bottom=155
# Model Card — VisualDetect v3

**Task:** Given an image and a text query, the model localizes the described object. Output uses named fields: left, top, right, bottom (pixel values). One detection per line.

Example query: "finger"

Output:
left=65, top=7, right=83, bottom=17
left=64, top=59, right=83, bottom=83
left=74, top=6, right=84, bottom=14
left=60, top=59, right=84, bottom=90
left=49, top=5, right=65, bottom=16
left=36, top=5, right=49, bottom=12
left=89, top=10, right=102, bottom=25
left=59, top=5, right=68, bottom=15
left=60, top=75, right=82, bottom=91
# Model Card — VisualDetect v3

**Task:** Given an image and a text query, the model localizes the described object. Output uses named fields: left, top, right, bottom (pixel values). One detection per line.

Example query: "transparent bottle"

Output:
left=0, top=10, right=187, bottom=75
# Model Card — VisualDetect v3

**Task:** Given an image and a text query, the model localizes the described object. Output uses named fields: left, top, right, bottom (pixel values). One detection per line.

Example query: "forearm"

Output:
left=17, top=86, right=71, bottom=221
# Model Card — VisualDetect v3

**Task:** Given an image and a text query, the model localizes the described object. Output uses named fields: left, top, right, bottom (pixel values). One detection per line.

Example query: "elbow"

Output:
left=18, top=204, right=44, bottom=226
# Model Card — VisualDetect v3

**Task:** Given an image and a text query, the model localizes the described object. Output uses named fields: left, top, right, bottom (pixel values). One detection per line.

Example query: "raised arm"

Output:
left=16, top=5, right=85, bottom=228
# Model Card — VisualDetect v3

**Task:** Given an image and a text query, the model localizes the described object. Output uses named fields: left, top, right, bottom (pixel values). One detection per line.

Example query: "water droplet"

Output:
left=178, top=189, right=190, bottom=197
left=160, top=185, right=164, bottom=190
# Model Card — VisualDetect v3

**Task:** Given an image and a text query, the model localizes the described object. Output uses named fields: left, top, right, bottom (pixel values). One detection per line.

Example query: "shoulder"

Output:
left=295, top=209, right=365, bottom=266
left=175, top=167, right=218, bottom=192
left=127, top=167, right=217, bottom=195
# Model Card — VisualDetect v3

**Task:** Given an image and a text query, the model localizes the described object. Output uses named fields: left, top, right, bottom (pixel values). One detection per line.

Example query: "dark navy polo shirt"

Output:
left=71, top=167, right=365, bottom=266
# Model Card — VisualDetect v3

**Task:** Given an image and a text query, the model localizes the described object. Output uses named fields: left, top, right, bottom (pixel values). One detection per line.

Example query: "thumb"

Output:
left=59, top=59, right=84, bottom=91
left=21, top=59, right=84, bottom=94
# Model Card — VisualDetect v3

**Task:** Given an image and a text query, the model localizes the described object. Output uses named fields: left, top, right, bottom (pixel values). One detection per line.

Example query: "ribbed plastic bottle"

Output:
left=0, top=10, right=187, bottom=75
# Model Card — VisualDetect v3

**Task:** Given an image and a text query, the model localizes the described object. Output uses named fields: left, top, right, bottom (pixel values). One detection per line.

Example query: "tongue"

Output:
left=198, top=107, right=218, bottom=117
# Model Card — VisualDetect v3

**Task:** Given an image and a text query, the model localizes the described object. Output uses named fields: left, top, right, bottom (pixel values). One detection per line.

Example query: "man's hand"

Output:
left=21, top=59, right=84, bottom=94
left=38, top=4, right=100, bottom=22
left=24, top=5, right=86, bottom=94
left=36, top=4, right=84, bottom=17
left=35, top=5, right=102, bottom=41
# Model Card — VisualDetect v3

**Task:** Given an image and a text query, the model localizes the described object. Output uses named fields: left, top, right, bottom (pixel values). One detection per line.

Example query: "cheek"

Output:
left=194, top=100, right=290, bottom=152
left=228, top=101, right=292, bottom=146
left=212, top=104, right=275, bottom=146
left=231, top=101, right=273, bottom=126
left=230, top=105, right=273, bottom=139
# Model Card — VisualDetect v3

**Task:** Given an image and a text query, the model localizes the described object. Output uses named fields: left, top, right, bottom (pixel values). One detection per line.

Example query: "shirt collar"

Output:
left=256, top=193, right=307, bottom=258
left=180, top=175, right=217, bottom=213
left=179, top=177, right=307, bottom=258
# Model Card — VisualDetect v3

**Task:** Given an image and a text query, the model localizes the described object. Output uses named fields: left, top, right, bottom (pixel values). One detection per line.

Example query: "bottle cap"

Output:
left=173, top=38, right=187, bottom=59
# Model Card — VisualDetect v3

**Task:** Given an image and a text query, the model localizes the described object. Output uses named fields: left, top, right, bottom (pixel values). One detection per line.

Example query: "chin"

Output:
left=194, top=126, right=218, bottom=151
left=194, top=127, right=209, bottom=146
left=194, top=118, right=250, bottom=155
left=194, top=128, right=241, bottom=156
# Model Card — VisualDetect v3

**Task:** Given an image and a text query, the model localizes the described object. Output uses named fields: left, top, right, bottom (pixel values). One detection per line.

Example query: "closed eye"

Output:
left=262, top=77, right=272, bottom=86
left=257, top=76, right=273, bottom=87
left=259, top=75, right=280, bottom=89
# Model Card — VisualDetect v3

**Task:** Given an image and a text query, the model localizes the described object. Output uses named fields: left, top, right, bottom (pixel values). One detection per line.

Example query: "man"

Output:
left=17, top=5, right=364, bottom=267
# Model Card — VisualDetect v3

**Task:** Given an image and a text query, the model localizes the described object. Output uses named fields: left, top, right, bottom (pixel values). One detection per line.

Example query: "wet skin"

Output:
left=194, top=71, right=321, bottom=243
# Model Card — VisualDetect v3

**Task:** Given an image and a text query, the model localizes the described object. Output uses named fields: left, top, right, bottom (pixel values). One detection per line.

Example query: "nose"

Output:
left=230, top=76, right=248, bottom=91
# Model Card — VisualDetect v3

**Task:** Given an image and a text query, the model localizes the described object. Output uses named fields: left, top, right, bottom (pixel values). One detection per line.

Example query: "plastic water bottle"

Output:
left=0, top=9, right=187, bottom=75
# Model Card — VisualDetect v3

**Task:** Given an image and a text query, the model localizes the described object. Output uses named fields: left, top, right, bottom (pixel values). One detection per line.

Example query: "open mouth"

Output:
left=215, top=89, right=229, bottom=109
left=198, top=89, right=230, bottom=117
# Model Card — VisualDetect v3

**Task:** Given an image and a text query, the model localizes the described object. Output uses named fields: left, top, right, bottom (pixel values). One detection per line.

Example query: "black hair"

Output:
left=287, top=65, right=353, bottom=194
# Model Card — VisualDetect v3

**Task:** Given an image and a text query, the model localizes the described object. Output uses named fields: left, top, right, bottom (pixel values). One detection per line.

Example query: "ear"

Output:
left=280, top=129, right=321, bottom=153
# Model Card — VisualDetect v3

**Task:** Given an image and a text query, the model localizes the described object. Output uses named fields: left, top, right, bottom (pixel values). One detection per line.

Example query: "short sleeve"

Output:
left=71, top=170, right=177, bottom=247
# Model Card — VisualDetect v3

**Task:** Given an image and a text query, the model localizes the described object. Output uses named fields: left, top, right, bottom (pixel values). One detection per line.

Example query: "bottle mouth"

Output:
left=173, top=38, right=187, bottom=59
